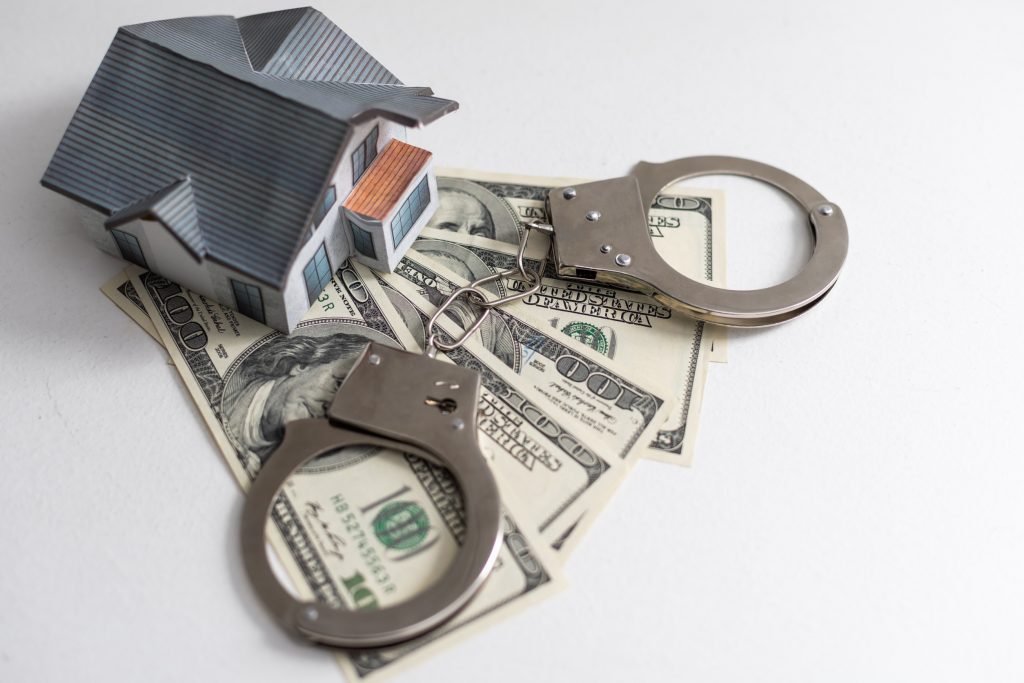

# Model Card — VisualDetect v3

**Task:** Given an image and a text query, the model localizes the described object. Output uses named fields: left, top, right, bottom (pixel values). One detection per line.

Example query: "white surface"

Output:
left=2, top=1, right=1023, bottom=681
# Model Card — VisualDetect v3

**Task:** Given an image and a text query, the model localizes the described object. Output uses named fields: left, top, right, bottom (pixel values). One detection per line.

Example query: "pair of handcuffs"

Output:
left=241, top=156, right=849, bottom=648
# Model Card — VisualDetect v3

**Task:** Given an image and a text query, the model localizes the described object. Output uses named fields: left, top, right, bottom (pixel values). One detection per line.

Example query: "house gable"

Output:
left=105, top=178, right=205, bottom=260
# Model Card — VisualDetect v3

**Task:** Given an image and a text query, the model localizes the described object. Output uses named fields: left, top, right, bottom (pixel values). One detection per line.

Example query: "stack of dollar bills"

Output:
left=101, top=169, right=727, bottom=681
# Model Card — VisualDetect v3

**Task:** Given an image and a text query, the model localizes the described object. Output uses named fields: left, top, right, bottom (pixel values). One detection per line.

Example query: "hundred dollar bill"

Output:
left=101, top=267, right=161, bottom=345
left=426, top=170, right=727, bottom=465
left=366, top=261, right=673, bottom=548
left=128, top=266, right=563, bottom=681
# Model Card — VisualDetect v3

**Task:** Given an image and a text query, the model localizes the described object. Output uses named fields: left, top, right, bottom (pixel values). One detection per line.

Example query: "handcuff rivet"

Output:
left=303, top=606, right=319, bottom=621
left=600, top=244, right=612, bottom=254
left=586, top=210, right=601, bottom=222
left=615, top=253, right=632, bottom=267
left=451, top=418, right=465, bottom=430
left=368, top=353, right=382, bottom=366
left=563, top=187, right=576, bottom=199
left=818, top=205, right=834, bottom=216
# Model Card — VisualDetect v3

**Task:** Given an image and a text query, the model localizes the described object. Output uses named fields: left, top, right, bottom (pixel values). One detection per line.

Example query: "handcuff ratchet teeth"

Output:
left=241, top=155, right=848, bottom=649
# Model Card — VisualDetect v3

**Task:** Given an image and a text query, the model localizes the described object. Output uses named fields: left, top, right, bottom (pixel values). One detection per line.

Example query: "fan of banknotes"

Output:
left=101, top=169, right=727, bottom=681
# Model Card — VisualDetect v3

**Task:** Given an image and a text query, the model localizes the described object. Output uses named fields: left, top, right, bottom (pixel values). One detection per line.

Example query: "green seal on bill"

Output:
left=561, top=321, right=609, bottom=355
left=372, top=501, right=431, bottom=550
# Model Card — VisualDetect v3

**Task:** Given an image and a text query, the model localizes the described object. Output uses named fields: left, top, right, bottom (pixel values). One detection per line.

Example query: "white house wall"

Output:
left=77, top=203, right=215, bottom=298
left=342, top=162, right=438, bottom=272
left=204, top=261, right=288, bottom=332
left=277, top=116, right=406, bottom=330
left=379, top=161, right=437, bottom=272
left=329, top=118, right=407, bottom=272
left=76, top=203, right=120, bottom=260
left=73, top=202, right=285, bottom=330
left=279, top=207, right=350, bottom=331
left=137, top=217, right=214, bottom=296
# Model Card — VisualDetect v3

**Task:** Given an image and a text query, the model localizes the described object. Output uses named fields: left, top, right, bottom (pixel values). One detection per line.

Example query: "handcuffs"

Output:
left=241, top=156, right=849, bottom=648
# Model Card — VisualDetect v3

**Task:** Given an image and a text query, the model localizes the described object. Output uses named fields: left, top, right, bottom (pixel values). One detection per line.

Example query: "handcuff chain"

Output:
left=425, top=219, right=553, bottom=357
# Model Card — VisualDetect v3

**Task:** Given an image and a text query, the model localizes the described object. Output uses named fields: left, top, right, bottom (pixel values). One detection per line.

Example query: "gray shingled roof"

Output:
left=41, top=7, right=458, bottom=287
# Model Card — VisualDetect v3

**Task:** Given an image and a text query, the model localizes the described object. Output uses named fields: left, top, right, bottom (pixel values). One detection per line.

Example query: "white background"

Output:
left=2, top=1, right=1023, bottom=681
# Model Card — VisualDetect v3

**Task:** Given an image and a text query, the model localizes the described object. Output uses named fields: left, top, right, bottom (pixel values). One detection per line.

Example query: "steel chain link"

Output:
left=425, top=219, right=553, bottom=357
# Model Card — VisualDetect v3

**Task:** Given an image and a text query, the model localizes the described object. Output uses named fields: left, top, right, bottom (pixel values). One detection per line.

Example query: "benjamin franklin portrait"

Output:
left=220, top=323, right=395, bottom=474
left=426, top=178, right=521, bottom=244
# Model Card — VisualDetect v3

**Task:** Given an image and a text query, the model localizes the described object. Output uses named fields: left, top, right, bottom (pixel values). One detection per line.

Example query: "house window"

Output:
left=351, top=223, right=376, bottom=259
left=303, top=242, right=333, bottom=304
left=390, top=176, right=431, bottom=248
left=231, top=279, right=265, bottom=324
left=110, top=228, right=147, bottom=268
left=311, top=185, right=337, bottom=231
left=351, top=126, right=380, bottom=184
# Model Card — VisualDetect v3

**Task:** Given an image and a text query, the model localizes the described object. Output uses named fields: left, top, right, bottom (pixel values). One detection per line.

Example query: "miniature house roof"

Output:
left=343, top=141, right=432, bottom=221
left=41, top=7, right=458, bottom=287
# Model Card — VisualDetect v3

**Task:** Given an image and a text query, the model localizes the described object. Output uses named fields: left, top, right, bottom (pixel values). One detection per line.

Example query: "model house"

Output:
left=41, top=7, right=457, bottom=332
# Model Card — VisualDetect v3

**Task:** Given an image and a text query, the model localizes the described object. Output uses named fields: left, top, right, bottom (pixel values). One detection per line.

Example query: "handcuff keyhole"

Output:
left=425, top=397, right=458, bottom=413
